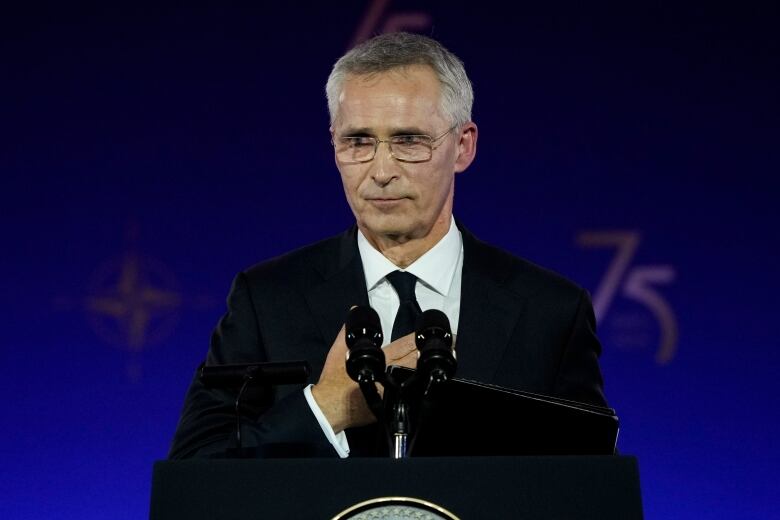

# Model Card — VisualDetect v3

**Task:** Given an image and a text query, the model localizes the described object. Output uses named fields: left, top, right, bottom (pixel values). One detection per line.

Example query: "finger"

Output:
left=388, top=350, right=418, bottom=369
left=393, top=333, right=416, bottom=354
left=384, top=333, right=417, bottom=361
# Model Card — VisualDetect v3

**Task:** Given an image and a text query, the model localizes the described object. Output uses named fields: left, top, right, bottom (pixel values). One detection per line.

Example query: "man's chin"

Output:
left=358, top=217, right=415, bottom=242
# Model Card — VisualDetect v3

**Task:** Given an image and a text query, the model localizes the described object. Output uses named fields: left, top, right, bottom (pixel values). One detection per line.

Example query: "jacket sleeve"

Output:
left=551, top=288, right=608, bottom=408
left=167, top=272, right=336, bottom=459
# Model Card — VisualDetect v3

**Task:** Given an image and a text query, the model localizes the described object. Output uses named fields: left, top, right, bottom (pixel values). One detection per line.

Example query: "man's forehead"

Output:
left=334, top=67, right=444, bottom=134
left=333, top=117, right=445, bottom=137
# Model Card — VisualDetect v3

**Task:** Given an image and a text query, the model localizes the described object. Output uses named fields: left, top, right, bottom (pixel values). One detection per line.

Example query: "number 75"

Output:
left=577, top=231, right=678, bottom=365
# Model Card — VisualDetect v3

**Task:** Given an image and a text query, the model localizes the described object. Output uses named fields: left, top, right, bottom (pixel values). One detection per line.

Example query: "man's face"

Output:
left=331, top=65, right=474, bottom=246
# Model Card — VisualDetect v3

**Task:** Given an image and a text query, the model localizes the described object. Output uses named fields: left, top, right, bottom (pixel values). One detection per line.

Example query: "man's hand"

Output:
left=311, top=324, right=418, bottom=433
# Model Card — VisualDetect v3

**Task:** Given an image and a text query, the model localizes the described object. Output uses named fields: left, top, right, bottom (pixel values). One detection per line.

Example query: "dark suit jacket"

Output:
left=168, top=223, right=606, bottom=459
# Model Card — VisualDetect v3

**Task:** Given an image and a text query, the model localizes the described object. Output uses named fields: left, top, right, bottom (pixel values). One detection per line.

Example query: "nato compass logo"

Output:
left=54, top=222, right=218, bottom=381
left=85, top=252, right=182, bottom=353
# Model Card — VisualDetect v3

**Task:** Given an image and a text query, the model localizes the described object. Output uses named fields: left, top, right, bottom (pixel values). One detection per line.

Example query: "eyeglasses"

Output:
left=333, top=125, right=457, bottom=164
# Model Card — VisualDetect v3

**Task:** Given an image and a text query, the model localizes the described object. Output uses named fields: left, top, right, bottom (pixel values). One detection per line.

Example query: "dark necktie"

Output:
left=386, top=270, right=423, bottom=341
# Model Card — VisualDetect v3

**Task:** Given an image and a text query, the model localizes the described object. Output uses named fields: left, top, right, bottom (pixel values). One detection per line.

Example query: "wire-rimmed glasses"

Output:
left=333, top=125, right=457, bottom=164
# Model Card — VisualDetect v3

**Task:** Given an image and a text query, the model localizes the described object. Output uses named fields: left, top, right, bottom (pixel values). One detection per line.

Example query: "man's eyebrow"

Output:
left=390, top=127, right=429, bottom=136
left=339, top=127, right=373, bottom=137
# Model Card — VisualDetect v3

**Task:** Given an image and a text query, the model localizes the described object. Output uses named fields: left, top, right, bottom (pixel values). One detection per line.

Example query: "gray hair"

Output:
left=325, top=32, right=473, bottom=127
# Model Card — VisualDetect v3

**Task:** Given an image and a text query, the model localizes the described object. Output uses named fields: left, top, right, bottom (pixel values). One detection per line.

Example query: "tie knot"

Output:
left=386, top=270, right=418, bottom=303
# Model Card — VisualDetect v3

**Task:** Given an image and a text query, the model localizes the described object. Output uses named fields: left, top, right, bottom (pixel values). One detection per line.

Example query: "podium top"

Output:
left=150, top=456, right=643, bottom=520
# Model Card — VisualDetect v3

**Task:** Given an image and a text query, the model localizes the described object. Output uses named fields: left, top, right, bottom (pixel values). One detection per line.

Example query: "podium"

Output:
left=150, top=456, right=643, bottom=519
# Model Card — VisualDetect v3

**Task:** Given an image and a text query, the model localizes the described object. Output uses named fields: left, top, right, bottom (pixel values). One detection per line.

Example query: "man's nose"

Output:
left=370, top=141, right=396, bottom=184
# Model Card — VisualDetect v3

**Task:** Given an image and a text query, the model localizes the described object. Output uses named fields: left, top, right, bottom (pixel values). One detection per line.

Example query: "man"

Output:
left=169, top=32, right=606, bottom=459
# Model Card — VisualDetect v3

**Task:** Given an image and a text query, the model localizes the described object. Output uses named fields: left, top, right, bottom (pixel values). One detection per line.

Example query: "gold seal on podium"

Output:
left=332, top=496, right=460, bottom=520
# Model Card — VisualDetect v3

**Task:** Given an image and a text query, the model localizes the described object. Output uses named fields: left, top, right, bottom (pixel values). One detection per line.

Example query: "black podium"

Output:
left=150, top=456, right=643, bottom=519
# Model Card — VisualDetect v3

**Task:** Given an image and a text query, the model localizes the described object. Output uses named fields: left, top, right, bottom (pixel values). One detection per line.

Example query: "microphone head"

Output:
left=345, top=305, right=383, bottom=349
left=415, top=309, right=456, bottom=382
left=344, top=305, right=385, bottom=383
left=414, top=309, right=452, bottom=348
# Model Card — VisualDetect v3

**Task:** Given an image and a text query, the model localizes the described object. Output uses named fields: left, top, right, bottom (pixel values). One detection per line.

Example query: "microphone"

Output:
left=415, top=309, right=457, bottom=384
left=345, top=306, right=386, bottom=384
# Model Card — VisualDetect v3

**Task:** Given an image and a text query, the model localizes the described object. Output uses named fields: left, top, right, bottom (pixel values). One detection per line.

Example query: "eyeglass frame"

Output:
left=332, top=124, right=459, bottom=164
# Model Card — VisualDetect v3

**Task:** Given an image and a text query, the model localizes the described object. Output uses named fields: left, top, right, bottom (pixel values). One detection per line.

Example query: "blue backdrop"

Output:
left=2, top=2, right=778, bottom=518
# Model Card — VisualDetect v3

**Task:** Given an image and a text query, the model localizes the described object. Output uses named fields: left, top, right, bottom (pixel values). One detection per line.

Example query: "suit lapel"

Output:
left=455, top=225, right=528, bottom=383
left=304, top=227, right=370, bottom=347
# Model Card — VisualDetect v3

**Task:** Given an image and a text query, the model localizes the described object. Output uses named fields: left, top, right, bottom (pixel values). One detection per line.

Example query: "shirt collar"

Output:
left=357, top=216, right=462, bottom=296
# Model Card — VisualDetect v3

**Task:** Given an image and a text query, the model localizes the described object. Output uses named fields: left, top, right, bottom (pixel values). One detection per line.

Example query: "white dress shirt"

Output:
left=303, top=217, right=464, bottom=457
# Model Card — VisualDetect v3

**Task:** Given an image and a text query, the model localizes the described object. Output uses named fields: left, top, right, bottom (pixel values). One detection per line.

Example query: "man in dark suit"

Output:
left=169, top=32, right=606, bottom=459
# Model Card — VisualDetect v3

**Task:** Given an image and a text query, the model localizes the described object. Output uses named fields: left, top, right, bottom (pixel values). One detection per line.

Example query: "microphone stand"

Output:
left=384, top=369, right=417, bottom=459
left=344, top=306, right=455, bottom=459
left=234, top=366, right=257, bottom=451
left=391, top=400, right=410, bottom=458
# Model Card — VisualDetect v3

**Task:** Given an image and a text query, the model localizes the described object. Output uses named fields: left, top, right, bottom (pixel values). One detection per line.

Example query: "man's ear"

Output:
left=454, top=122, right=478, bottom=173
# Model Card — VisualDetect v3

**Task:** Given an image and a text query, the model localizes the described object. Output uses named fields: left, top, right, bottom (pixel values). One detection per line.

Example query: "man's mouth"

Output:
left=366, top=197, right=407, bottom=207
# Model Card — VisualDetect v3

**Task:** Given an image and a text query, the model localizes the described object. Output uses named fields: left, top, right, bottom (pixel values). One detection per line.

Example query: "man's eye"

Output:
left=393, top=135, right=426, bottom=145
left=344, top=137, right=374, bottom=147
